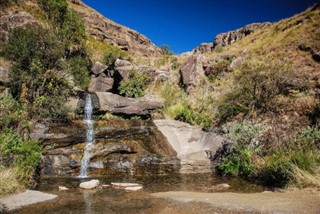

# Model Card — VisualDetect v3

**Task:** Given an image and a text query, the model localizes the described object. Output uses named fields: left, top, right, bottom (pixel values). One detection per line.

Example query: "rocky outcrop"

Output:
left=94, top=92, right=163, bottom=116
left=193, top=23, right=271, bottom=53
left=153, top=120, right=225, bottom=173
left=69, top=2, right=161, bottom=57
left=39, top=120, right=179, bottom=177
left=0, top=11, right=40, bottom=46
left=193, top=42, right=213, bottom=54
left=212, top=23, right=271, bottom=50
left=180, top=55, right=211, bottom=89
left=0, top=64, right=9, bottom=85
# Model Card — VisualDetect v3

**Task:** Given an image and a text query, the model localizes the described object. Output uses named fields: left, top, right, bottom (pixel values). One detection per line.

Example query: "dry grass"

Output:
left=0, top=167, right=23, bottom=196
left=293, top=166, right=320, bottom=188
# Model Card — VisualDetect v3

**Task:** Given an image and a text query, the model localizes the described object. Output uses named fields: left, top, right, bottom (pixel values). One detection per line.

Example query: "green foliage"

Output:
left=3, top=27, right=73, bottom=120
left=37, top=0, right=68, bottom=27
left=260, top=151, right=294, bottom=187
left=217, top=60, right=291, bottom=122
left=119, top=69, right=149, bottom=98
left=0, top=94, right=26, bottom=130
left=103, top=45, right=129, bottom=66
left=217, top=121, right=264, bottom=177
left=67, top=55, right=90, bottom=89
left=0, top=130, right=42, bottom=180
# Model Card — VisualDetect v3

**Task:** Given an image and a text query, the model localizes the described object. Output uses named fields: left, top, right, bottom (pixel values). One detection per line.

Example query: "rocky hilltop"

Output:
left=68, top=1, right=161, bottom=57
left=193, top=22, right=271, bottom=54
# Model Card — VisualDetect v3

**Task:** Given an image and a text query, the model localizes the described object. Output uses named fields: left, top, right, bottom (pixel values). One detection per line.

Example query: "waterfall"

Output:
left=78, top=94, right=95, bottom=178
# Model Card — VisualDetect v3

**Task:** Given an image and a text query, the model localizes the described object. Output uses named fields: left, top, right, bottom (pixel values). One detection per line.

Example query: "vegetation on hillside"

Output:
left=0, top=0, right=90, bottom=195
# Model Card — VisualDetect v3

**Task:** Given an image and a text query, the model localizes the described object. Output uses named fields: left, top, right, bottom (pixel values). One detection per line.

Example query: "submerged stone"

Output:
left=79, top=180, right=100, bottom=189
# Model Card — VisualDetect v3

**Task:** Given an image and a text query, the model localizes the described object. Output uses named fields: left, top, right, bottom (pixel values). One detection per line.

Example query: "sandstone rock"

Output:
left=114, top=59, right=133, bottom=80
left=94, top=92, right=163, bottom=116
left=0, top=65, right=9, bottom=84
left=230, top=56, right=244, bottom=69
left=29, top=123, right=49, bottom=141
left=0, top=11, right=40, bottom=46
left=212, top=23, right=271, bottom=50
left=88, top=73, right=114, bottom=92
left=153, top=120, right=225, bottom=173
left=91, top=61, right=107, bottom=75
left=79, top=179, right=100, bottom=189
left=180, top=55, right=210, bottom=88
left=193, top=42, right=213, bottom=54
left=71, top=3, right=161, bottom=57
left=125, top=186, right=143, bottom=191
left=58, top=186, right=69, bottom=191
left=211, top=183, right=231, bottom=191
left=111, top=182, right=141, bottom=187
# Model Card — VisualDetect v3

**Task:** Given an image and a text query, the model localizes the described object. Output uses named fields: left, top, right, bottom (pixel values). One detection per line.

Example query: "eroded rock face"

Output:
left=0, top=11, right=40, bottom=46
left=0, top=64, right=9, bottom=85
left=39, top=120, right=179, bottom=177
left=193, top=23, right=271, bottom=53
left=180, top=55, right=211, bottom=89
left=94, top=92, right=163, bottom=116
left=153, top=119, right=225, bottom=173
left=70, top=2, right=161, bottom=57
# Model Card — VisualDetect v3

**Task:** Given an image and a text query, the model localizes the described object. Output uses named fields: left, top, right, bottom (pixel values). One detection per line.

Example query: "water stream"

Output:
left=78, top=94, right=95, bottom=178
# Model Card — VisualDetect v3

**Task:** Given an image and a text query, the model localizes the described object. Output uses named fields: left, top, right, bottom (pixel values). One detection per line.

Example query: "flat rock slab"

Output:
left=152, top=190, right=320, bottom=214
left=0, top=190, right=57, bottom=211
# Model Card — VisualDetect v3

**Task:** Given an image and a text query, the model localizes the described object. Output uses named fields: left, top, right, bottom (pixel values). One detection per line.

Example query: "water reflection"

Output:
left=83, top=191, right=93, bottom=214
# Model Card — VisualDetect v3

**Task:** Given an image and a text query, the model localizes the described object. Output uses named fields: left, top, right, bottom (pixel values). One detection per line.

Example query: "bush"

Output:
left=0, top=94, right=26, bottom=130
left=216, top=60, right=290, bottom=122
left=3, top=27, right=73, bottom=120
left=0, top=130, right=42, bottom=180
left=0, top=166, right=22, bottom=196
left=119, top=69, right=148, bottom=98
left=67, top=55, right=90, bottom=89
left=217, top=121, right=264, bottom=177
left=103, top=45, right=129, bottom=66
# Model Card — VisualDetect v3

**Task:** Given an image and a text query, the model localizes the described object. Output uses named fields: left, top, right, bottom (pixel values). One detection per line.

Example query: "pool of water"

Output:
left=13, top=173, right=268, bottom=214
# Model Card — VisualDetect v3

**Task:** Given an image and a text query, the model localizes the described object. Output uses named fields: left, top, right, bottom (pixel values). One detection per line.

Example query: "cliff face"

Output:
left=68, top=1, right=161, bottom=58
left=193, top=22, right=271, bottom=54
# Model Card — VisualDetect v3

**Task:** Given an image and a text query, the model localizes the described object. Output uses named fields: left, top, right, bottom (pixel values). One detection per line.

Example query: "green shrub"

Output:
left=3, top=27, right=73, bottom=120
left=67, top=55, right=90, bottom=89
left=217, top=121, right=264, bottom=177
left=37, top=0, right=68, bottom=27
left=0, top=94, right=26, bottom=129
left=119, top=69, right=148, bottom=98
left=103, top=45, right=129, bottom=66
left=260, top=151, right=294, bottom=187
left=0, top=130, right=42, bottom=180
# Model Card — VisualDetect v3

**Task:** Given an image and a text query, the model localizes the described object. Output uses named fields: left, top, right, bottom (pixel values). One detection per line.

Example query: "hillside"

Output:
left=0, top=0, right=319, bottom=195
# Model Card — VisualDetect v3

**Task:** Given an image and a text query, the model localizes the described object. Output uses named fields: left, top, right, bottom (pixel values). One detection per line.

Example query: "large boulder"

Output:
left=193, top=42, right=213, bottom=54
left=0, top=65, right=9, bottom=85
left=91, top=61, right=107, bottom=75
left=94, top=92, right=163, bottom=116
left=153, top=120, right=225, bottom=173
left=79, top=180, right=100, bottom=189
left=0, top=11, right=40, bottom=46
left=180, top=55, right=210, bottom=89
left=88, top=73, right=114, bottom=92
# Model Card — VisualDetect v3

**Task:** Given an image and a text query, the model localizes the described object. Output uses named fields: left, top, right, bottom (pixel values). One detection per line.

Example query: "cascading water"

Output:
left=78, top=94, right=95, bottom=178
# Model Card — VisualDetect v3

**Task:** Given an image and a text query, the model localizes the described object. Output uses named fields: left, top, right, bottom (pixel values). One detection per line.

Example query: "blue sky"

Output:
left=82, top=0, right=318, bottom=54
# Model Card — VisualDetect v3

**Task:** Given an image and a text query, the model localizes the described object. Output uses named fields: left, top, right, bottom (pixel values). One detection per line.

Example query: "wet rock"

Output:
left=79, top=179, right=100, bottom=189
left=58, top=186, right=69, bottom=191
left=111, top=182, right=143, bottom=191
left=154, top=120, right=225, bottom=173
left=211, top=183, right=231, bottom=191
left=39, top=120, right=179, bottom=177
left=95, top=92, right=163, bottom=116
